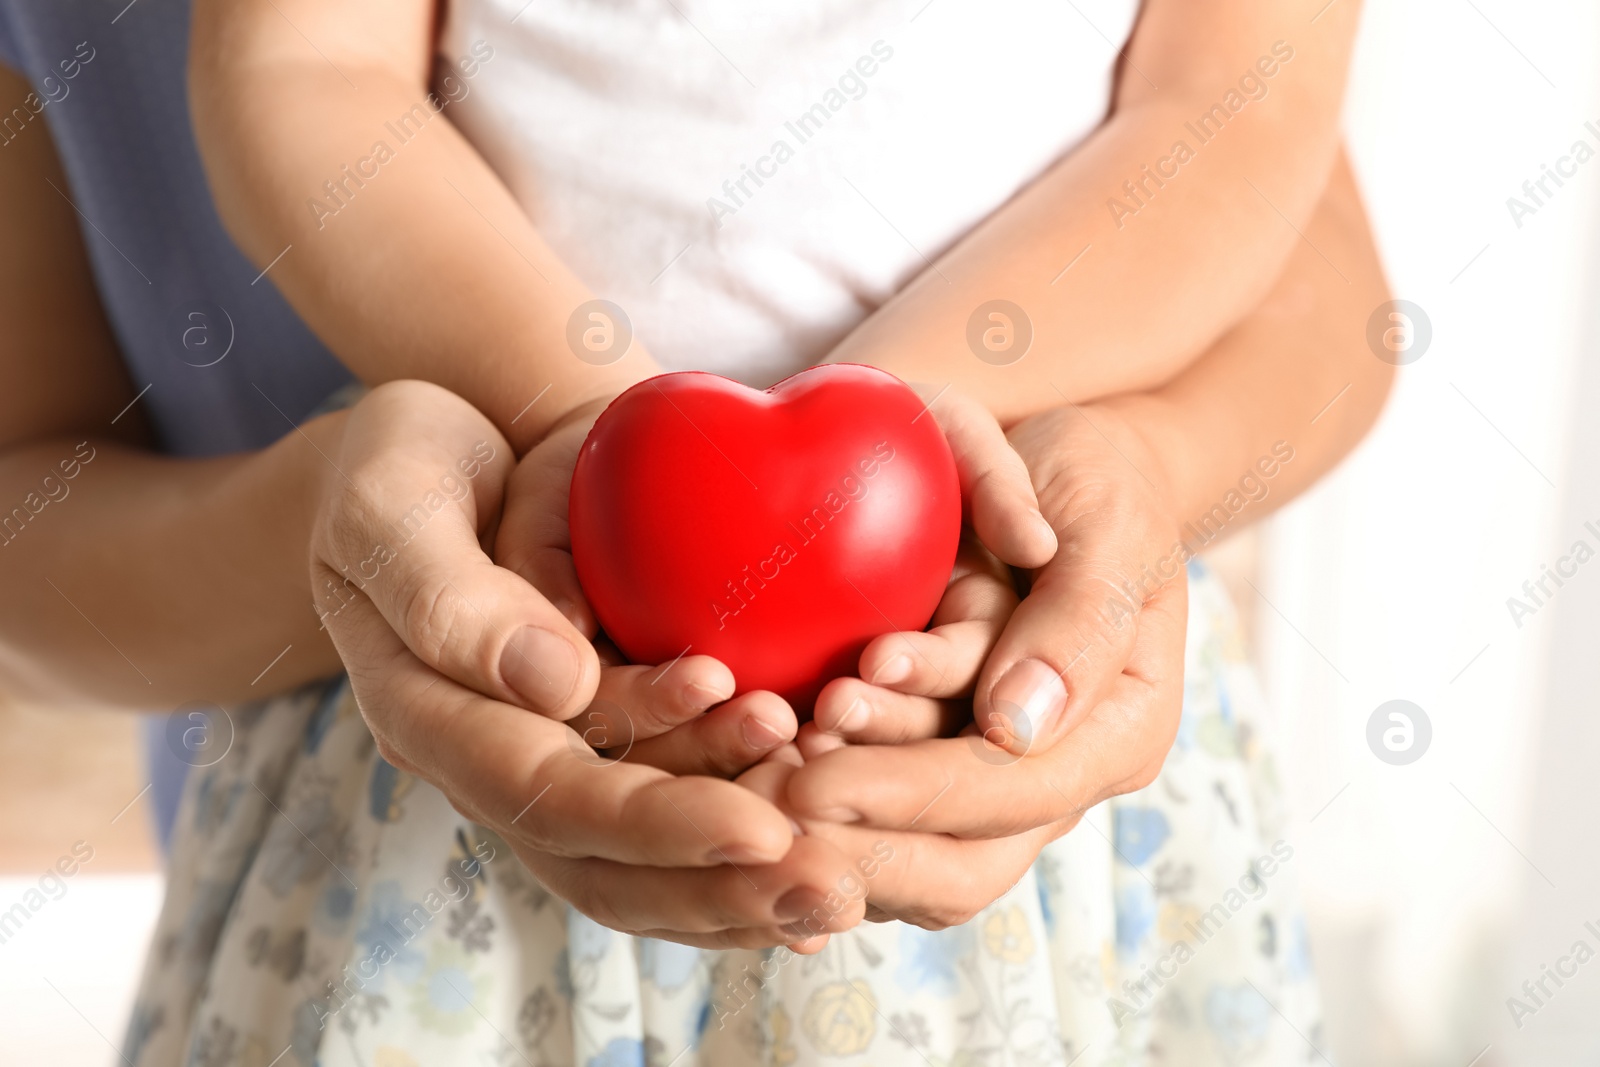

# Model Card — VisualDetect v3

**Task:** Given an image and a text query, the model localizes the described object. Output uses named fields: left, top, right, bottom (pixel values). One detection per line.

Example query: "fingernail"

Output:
left=775, top=887, right=826, bottom=920
left=742, top=712, right=788, bottom=751
left=683, top=682, right=729, bottom=711
left=500, top=627, right=580, bottom=710
left=1032, top=510, right=1057, bottom=545
left=811, top=807, right=861, bottom=824
left=829, top=696, right=870, bottom=735
left=788, top=817, right=806, bottom=837
left=990, top=657, right=1067, bottom=745
left=871, top=655, right=912, bottom=686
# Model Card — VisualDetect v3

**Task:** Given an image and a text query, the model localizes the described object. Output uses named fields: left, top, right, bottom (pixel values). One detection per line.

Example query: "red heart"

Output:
left=569, top=365, right=961, bottom=710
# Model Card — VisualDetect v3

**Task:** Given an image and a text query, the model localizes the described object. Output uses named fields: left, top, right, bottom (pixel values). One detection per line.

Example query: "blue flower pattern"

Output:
left=122, top=564, right=1322, bottom=1065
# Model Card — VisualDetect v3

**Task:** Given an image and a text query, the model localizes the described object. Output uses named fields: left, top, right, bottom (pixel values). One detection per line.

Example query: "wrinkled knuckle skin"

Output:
left=315, top=479, right=383, bottom=571
left=399, top=570, right=474, bottom=670
left=563, top=870, right=626, bottom=934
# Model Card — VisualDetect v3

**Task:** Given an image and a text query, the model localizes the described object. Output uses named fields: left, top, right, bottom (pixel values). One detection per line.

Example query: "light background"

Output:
left=1270, top=1, right=1600, bottom=1064
left=3, top=1, right=1599, bottom=1064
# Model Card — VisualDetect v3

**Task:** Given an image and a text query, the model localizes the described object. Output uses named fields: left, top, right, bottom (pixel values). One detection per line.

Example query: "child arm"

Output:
left=189, top=0, right=660, bottom=452
left=828, top=0, right=1364, bottom=423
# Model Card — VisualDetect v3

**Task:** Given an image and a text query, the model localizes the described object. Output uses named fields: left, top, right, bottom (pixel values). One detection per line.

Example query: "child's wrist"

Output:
left=510, top=367, right=660, bottom=455
left=543, top=392, right=619, bottom=438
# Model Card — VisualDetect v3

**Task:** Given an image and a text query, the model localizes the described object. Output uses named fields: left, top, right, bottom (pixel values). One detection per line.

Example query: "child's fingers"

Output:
left=856, top=620, right=995, bottom=699
left=789, top=585, right=1185, bottom=840
left=812, top=677, right=967, bottom=744
left=795, top=723, right=847, bottom=760
left=856, top=554, right=1018, bottom=699
left=585, top=656, right=736, bottom=742
left=930, top=542, right=1021, bottom=626
left=923, top=388, right=1057, bottom=569
left=514, top=544, right=598, bottom=640
left=616, top=691, right=799, bottom=777
left=494, top=418, right=601, bottom=639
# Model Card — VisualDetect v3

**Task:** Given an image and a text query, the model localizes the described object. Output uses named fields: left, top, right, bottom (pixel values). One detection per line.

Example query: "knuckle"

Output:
left=369, top=731, right=406, bottom=770
left=706, top=877, right=752, bottom=929
left=362, top=379, right=462, bottom=427
left=933, top=900, right=982, bottom=928
left=444, top=793, right=491, bottom=826
left=948, top=572, right=1017, bottom=623
left=398, top=569, right=479, bottom=670
left=703, top=748, right=750, bottom=781
left=316, top=480, right=382, bottom=566
left=564, top=871, right=623, bottom=933
left=514, top=811, right=574, bottom=860
left=1125, top=756, right=1166, bottom=795
left=969, top=466, right=1027, bottom=520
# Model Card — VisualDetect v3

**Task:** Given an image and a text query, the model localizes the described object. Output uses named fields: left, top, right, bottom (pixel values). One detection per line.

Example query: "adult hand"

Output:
left=783, top=400, right=1190, bottom=927
left=311, top=381, right=865, bottom=948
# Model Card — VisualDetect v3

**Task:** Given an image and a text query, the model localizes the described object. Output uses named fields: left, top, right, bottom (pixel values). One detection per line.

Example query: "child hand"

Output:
left=495, top=385, right=1053, bottom=777
left=495, top=401, right=802, bottom=777
left=801, top=534, right=1016, bottom=752
left=802, top=386, right=1053, bottom=752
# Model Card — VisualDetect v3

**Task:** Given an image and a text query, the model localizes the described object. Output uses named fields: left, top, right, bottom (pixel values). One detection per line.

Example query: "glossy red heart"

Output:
left=569, top=364, right=961, bottom=710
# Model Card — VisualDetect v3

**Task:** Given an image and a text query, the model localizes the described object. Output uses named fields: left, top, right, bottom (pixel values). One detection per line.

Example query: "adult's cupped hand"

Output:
left=308, top=380, right=866, bottom=950
left=487, top=381, right=1061, bottom=939
left=776, top=401, right=1191, bottom=928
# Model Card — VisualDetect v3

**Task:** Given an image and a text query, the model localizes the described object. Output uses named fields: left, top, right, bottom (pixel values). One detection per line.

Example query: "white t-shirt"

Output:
left=442, top=0, right=1138, bottom=385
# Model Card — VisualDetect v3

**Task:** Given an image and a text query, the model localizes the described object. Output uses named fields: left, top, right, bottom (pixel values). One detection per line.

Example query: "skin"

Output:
left=825, top=0, right=1366, bottom=419
left=0, top=62, right=343, bottom=706
left=0, top=0, right=1391, bottom=947
left=480, top=147, right=1395, bottom=934
left=787, top=154, right=1396, bottom=927
left=179, top=0, right=1370, bottom=829
left=486, top=158, right=1394, bottom=932
left=187, top=0, right=1363, bottom=440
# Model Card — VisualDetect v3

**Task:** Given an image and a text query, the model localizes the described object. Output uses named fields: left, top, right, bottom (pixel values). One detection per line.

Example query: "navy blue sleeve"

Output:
left=0, top=8, right=20, bottom=71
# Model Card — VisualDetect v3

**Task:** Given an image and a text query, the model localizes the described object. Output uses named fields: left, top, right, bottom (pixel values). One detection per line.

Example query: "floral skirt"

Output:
left=123, top=563, right=1324, bottom=1066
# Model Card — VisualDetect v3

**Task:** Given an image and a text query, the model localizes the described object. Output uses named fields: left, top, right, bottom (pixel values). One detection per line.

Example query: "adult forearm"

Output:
left=1107, top=152, right=1395, bottom=535
left=0, top=416, right=346, bottom=708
